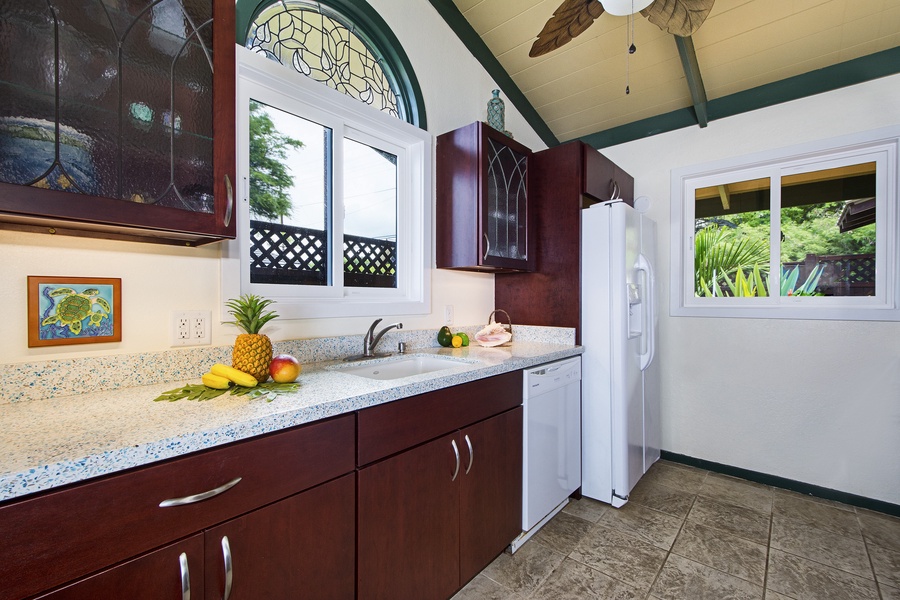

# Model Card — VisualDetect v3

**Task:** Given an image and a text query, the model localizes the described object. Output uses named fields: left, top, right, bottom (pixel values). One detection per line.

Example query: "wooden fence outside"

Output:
left=783, top=253, right=875, bottom=296
left=249, top=220, right=396, bottom=288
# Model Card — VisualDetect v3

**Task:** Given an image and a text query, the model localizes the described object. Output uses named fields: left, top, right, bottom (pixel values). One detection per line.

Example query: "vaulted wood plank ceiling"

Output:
left=434, top=0, right=900, bottom=147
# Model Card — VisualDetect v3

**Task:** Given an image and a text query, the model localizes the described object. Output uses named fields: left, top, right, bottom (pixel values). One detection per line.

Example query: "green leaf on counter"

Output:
left=231, top=381, right=300, bottom=402
left=153, top=381, right=300, bottom=403
left=153, top=384, right=229, bottom=402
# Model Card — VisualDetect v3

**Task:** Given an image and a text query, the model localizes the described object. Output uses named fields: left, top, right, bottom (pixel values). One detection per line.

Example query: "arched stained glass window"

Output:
left=238, top=0, right=424, bottom=127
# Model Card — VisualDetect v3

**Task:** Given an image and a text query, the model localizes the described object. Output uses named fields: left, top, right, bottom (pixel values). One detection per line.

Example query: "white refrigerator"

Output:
left=581, top=200, right=660, bottom=507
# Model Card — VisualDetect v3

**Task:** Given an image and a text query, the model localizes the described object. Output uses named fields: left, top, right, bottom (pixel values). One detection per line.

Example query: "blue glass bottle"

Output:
left=487, top=89, right=505, bottom=133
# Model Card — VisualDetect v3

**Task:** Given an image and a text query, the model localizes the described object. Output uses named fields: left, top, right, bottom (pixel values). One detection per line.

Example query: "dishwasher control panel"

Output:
left=525, top=356, right=582, bottom=394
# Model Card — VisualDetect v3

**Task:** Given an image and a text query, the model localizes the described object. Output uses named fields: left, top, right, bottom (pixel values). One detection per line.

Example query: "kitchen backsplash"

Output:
left=0, top=325, right=575, bottom=404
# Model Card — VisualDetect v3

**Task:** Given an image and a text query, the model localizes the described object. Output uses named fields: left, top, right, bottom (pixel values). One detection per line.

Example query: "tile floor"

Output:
left=453, top=460, right=900, bottom=600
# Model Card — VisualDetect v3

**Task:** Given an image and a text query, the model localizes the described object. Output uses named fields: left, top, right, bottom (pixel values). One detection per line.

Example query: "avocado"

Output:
left=437, top=325, right=453, bottom=347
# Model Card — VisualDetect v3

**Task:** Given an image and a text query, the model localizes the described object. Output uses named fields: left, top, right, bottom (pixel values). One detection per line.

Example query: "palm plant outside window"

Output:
left=692, top=164, right=877, bottom=298
left=670, top=127, right=899, bottom=321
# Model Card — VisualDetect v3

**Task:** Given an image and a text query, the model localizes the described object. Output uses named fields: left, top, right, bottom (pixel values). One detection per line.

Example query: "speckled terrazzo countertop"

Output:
left=0, top=342, right=581, bottom=503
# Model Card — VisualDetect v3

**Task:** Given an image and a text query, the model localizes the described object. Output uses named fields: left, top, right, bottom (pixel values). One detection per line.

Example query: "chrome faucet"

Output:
left=363, top=318, right=403, bottom=358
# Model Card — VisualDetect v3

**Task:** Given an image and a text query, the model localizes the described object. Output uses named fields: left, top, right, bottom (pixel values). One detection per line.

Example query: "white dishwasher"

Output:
left=511, top=355, right=582, bottom=552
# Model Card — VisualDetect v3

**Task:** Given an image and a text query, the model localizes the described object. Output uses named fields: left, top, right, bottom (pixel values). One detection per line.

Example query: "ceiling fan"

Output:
left=530, top=0, right=715, bottom=58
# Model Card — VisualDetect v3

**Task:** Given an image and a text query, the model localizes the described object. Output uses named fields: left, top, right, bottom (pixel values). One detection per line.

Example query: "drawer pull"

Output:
left=179, top=552, right=191, bottom=600
left=159, top=477, right=242, bottom=507
left=221, top=535, right=234, bottom=600
left=483, top=233, right=490, bottom=261
left=464, top=434, right=474, bottom=474
left=451, top=439, right=460, bottom=482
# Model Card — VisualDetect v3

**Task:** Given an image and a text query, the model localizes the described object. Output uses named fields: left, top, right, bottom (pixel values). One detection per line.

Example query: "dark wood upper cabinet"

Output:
left=0, top=0, right=236, bottom=246
left=583, top=144, right=634, bottom=205
left=437, top=121, right=535, bottom=272
left=495, top=141, right=633, bottom=343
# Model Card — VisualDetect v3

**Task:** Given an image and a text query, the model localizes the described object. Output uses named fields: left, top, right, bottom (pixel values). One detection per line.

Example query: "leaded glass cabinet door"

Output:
left=482, top=129, right=532, bottom=271
left=0, top=0, right=235, bottom=246
left=436, top=121, right=534, bottom=273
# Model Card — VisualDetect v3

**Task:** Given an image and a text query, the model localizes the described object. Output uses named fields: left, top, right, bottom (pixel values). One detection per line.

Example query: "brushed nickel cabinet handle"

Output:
left=451, top=439, right=460, bottom=482
left=482, top=233, right=490, bottom=261
left=464, top=434, right=474, bottom=475
left=159, top=477, right=242, bottom=507
left=224, top=174, right=234, bottom=228
left=179, top=552, right=191, bottom=600
left=221, top=536, right=234, bottom=600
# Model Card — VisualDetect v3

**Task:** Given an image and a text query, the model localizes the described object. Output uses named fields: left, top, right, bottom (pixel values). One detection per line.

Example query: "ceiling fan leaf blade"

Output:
left=641, top=0, right=715, bottom=37
left=530, top=0, right=605, bottom=58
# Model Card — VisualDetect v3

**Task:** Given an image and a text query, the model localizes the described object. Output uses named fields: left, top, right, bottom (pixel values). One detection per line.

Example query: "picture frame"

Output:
left=27, top=276, right=122, bottom=347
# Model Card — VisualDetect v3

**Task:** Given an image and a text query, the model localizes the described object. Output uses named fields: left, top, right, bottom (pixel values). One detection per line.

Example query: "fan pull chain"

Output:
left=626, top=0, right=637, bottom=94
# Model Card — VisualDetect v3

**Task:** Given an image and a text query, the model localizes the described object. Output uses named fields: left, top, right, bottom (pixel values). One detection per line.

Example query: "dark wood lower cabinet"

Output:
left=459, top=407, right=523, bottom=584
left=358, top=433, right=461, bottom=600
left=358, top=407, right=524, bottom=600
left=205, top=473, right=356, bottom=600
left=36, top=534, right=206, bottom=600
left=38, top=474, right=355, bottom=600
left=11, top=372, right=528, bottom=600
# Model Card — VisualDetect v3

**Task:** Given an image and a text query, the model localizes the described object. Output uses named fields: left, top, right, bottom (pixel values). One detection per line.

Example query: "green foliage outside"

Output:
left=695, top=201, right=876, bottom=297
left=694, top=224, right=769, bottom=297
left=249, top=101, right=304, bottom=222
left=705, top=202, right=876, bottom=262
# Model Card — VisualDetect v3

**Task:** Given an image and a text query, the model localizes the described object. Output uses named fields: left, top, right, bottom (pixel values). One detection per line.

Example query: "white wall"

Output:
left=601, top=73, right=900, bottom=505
left=0, top=0, right=547, bottom=365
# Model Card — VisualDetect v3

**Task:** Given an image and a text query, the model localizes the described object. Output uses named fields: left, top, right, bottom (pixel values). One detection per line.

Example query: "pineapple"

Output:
left=225, top=294, right=278, bottom=382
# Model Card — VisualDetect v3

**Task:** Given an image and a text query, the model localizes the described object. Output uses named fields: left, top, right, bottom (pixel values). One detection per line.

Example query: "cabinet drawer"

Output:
left=0, top=413, right=355, bottom=600
left=358, top=371, right=521, bottom=466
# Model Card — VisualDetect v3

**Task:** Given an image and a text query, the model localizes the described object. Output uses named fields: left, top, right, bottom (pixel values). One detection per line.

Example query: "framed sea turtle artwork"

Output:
left=27, top=276, right=122, bottom=347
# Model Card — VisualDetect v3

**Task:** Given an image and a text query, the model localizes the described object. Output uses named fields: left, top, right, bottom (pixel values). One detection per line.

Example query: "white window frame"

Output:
left=670, top=125, right=900, bottom=321
left=222, top=46, right=432, bottom=320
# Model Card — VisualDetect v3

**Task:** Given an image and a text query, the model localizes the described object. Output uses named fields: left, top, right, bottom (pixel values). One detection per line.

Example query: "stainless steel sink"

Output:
left=339, top=355, right=467, bottom=380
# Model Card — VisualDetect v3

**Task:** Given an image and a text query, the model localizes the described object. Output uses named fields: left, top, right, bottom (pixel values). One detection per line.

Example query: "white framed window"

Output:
left=222, top=47, right=432, bottom=319
left=670, top=125, right=900, bottom=320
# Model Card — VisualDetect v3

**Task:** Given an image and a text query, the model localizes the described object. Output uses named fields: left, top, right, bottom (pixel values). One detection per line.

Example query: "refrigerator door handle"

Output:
left=636, top=253, right=655, bottom=371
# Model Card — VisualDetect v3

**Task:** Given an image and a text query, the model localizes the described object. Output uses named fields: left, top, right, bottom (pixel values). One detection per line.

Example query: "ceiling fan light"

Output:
left=601, top=0, right=654, bottom=16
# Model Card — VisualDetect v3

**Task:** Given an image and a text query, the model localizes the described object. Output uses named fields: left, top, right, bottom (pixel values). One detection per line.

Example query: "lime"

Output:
left=457, top=332, right=469, bottom=347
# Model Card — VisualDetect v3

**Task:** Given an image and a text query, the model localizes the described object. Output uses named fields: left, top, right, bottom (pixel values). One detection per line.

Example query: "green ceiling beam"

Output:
left=426, top=0, right=559, bottom=147
left=579, top=45, right=900, bottom=149
left=675, top=36, right=708, bottom=128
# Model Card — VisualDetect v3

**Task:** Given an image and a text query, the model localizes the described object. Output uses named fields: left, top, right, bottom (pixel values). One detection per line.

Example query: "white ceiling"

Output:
left=449, top=0, right=900, bottom=144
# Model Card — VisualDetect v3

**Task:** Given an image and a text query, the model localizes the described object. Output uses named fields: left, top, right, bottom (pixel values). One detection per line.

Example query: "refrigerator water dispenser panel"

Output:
left=627, top=282, right=643, bottom=339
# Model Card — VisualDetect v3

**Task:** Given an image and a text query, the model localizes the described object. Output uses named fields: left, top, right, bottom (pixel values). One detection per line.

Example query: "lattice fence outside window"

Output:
left=250, top=220, right=395, bottom=288
left=783, top=253, right=876, bottom=297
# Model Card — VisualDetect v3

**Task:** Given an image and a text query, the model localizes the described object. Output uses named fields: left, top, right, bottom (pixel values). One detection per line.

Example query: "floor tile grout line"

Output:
left=643, top=492, right=696, bottom=599
left=555, top=511, right=662, bottom=597
left=469, top=461, right=898, bottom=600
left=763, top=500, right=774, bottom=599
left=561, top=552, right=648, bottom=596
left=769, top=505, right=884, bottom=584
left=858, top=510, right=886, bottom=600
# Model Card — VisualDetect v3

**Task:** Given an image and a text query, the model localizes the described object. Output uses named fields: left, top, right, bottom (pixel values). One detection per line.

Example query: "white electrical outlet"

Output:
left=172, top=311, right=211, bottom=346
left=444, top=304, right=454, bottom=325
